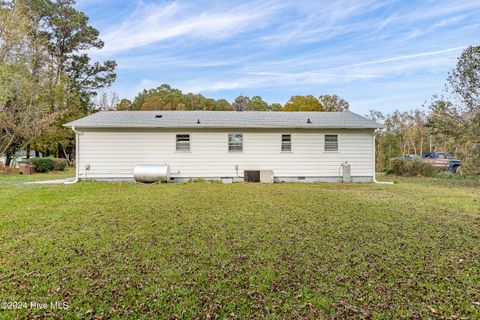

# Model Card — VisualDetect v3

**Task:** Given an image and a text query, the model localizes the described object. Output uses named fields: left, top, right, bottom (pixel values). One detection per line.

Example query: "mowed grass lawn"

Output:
left=0, top=173, right=479, bottom=319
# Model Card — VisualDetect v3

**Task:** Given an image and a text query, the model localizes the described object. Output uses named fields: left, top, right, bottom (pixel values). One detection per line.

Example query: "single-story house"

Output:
left=64, top=110, right=383, bottom=183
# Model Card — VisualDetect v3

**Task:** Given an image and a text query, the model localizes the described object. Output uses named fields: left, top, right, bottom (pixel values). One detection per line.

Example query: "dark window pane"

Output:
left=176, top=134, right=190, bottom=151
left=325, top=135, right=338, bottom=151
left=281, top=134, right=291, bottom=151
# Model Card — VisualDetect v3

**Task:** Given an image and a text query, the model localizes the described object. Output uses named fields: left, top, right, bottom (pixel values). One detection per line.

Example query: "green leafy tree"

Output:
left=130, top=84, right=234, bottom=111
left=215, top=99, right=233, bottom=111
left=0, top=0, right=117, bottom=160
left=268, top=103, right=283, bottom=111
left=132, top=85, right=187, bottom=110
left=369, top=109, right=433, bottom=172
left=232, top=96, right=251, bottom=111
left=66, top=55, right=116, bottom=109
left=116, top=98, right=132, bottom=111
left=426, top=98, right=478, bottom=173
left=438, top=45, right=480, bottom=173
left=27, top=0, right=117, bottom=158
left=283, top=95, right=324, bottom=111
left=42, top=0, right=116, bottom=104
left=250, top=96, right=268, bottom=111
left=448, top=46, right=480, bottom=111
left=318, top=94, right=350, bottom=111
left=0, top=2, right=62, bottom=164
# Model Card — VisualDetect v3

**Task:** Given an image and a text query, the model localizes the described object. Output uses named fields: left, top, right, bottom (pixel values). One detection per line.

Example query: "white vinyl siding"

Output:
left=77, top=129, right=375, bottom=180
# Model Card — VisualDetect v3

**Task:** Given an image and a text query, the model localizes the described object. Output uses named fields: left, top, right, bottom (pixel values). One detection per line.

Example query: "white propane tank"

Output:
left=134, top=164, right=170, bottom=183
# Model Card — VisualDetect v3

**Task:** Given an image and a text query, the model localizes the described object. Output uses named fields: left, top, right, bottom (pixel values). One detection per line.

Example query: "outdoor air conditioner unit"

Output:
left=260, top=170, right=274, bottom=183
left=243, top=170, right=274, bottom=183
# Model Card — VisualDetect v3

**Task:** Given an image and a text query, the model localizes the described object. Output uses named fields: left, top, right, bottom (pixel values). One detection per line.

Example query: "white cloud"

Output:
left=432, top=15, right=468, bottom=28
left=99, top=1, right=284, bottom=54
left=260, top=0, right=389, bottom=45
left=332, top=46, right=466, bottom=69
left=178, top=46, right=463, bottom=93
left=97, top=0, right=479, bottom=112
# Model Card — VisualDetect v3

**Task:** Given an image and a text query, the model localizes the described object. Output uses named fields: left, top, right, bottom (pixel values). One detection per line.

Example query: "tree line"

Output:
left=1, top=1, right=478, bottom=175
left=0, top=0, right=115, bottom=165
left=369, top=46, right=480, bottom=175
left=110, top=85, right=350, bottom=112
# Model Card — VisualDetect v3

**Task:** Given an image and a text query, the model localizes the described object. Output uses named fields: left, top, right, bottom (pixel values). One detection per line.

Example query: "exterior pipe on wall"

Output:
left=64, top=126, right=81, bottom=184
left=234, top=164, right=244, bottom=178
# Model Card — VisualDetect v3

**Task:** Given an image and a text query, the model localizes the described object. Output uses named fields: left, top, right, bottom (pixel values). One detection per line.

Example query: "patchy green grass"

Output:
left=380, top=171, right=480, bottom=188
left=0, top=174, right=479, bottom=319
left=0, top=169, right=74, bottom=187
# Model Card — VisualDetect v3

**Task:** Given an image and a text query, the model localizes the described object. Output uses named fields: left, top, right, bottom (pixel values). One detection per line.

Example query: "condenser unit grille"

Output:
left=244, top=170, right=260, bottom=182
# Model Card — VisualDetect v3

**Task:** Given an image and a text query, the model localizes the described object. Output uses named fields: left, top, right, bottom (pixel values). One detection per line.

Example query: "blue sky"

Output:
left=76, top=0, right=479, bottom=114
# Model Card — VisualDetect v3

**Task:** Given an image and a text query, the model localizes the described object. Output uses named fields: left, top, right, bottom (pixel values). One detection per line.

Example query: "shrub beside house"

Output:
left=29, top=158, right=68, bottom=173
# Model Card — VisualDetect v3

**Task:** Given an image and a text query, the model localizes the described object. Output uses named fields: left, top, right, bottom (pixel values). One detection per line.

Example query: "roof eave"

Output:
left=64, top=125, right=382, bottom=129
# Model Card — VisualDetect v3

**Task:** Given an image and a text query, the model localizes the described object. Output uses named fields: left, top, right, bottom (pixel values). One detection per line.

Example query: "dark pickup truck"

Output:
left=398, top=152, right=461, bottom=173
left=421, top=152, right=461, bottom=173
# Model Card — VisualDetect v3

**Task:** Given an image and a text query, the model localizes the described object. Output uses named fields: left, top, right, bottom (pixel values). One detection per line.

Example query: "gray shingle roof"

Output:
left=64, top=110, right=382, bottom=129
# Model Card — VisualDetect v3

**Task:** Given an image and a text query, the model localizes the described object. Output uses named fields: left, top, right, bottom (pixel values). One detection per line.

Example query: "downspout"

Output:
left=373, top=129, right=394, bottom=185
left=64, top=126, right=81, bottom=184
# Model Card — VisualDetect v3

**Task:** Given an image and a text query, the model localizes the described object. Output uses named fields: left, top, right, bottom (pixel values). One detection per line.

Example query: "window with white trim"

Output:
left=176, top=134, right=190, bottom=151
left=324, top=134, right=338, bottom=151
left=281, top=134, right=291, bottom=152
left=228, top=133, right=243, bottom=151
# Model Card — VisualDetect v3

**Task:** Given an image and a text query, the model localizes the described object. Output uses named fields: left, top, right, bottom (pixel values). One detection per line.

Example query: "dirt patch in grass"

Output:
left=0, top=165, right=18, bottom=174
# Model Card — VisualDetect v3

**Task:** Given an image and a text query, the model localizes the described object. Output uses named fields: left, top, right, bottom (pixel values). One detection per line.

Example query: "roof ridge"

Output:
left=65, top=110, right=383, bottom=129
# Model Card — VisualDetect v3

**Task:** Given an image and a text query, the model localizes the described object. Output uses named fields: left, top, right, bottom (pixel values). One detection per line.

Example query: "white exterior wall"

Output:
left=76, top=128, right=375, bottom=181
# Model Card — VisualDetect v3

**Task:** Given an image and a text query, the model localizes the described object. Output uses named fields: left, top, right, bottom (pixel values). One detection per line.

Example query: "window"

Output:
left=176, top=134, right=190, bottom=151
left=325, top=135, right=338, bottom=151
left=228, top=133, right=243, bottom=151
left=281, top=134, right=291, bottom=152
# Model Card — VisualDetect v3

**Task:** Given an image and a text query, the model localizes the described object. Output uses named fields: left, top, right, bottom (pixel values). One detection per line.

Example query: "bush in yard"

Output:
left=389, top=158, right=435, bottom=177
left=52, top=158, right=68, bottom=171
left=30, top=158, right=55, bottom=173
left=30, top=157, right=67, bottom=172
left=457, top=161, right=480, bottom=176
left=389, top=159, right=408, bottom=176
